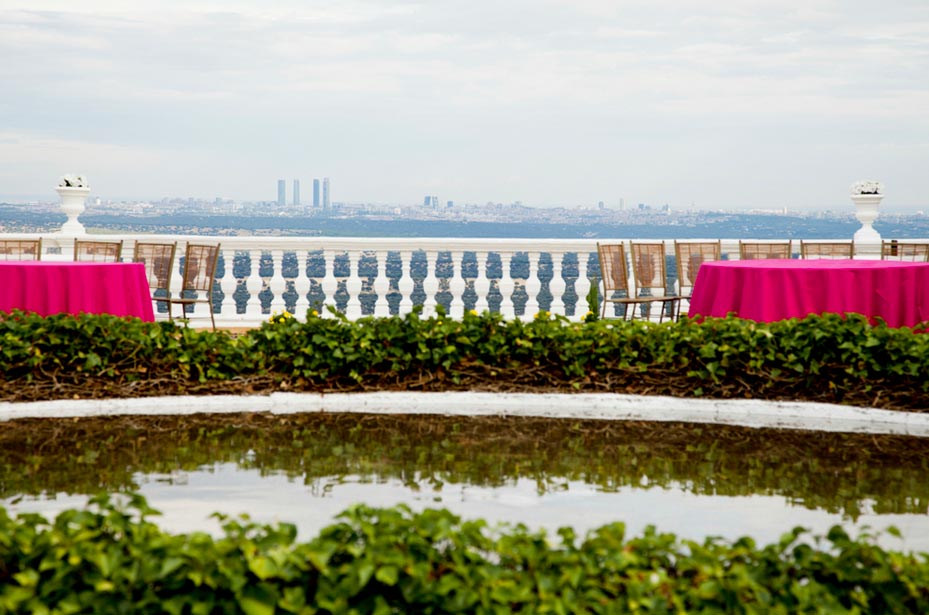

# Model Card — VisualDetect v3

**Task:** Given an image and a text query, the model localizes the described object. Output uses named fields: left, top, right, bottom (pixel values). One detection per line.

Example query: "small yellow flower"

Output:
left=311, top=309, right=319, bottom=317
left=469, top=309, right=478, bottom=316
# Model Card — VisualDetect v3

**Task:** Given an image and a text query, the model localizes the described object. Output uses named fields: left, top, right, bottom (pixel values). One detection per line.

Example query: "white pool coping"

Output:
left=2, top=392, right=928, bottom=437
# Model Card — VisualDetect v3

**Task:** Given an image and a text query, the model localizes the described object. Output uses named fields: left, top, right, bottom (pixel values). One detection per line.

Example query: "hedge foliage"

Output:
left=1, top=496, right=928, bottom=614
left=2, top=308, right=929, bottom=408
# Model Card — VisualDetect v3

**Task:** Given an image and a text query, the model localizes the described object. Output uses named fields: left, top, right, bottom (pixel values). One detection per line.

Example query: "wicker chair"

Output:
left=133, top=241, right=178, bottom=314
left=165, top=243, right=221, bottom=330
left=74, top=240, right=123, bottom=262
left=881, top=241, right=929, bottom=262
left=0, top=239, right=42, bottom=261
left=629, top=242, right=680, bottom=323
left=596, top=243, right=650, bottom=320
left=799, top=241, right=854, bottom=260
left=738, top=241, right=792, bottom=260
left=674, top=241, right=721, bottom=319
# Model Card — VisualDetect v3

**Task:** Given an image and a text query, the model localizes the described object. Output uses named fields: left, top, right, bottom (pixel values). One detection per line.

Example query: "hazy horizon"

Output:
left=1, top=1, right=927, bottom=210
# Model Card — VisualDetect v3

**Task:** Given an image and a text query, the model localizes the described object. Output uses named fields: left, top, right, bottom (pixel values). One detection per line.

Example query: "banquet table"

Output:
left=687, top=259, right=929, bottom=327
left=0, top=262, right=155, bottom=321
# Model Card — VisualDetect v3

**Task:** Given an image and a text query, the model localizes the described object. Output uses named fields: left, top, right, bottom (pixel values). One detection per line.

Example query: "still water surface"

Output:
left=2, top=413, right=929, bottom=551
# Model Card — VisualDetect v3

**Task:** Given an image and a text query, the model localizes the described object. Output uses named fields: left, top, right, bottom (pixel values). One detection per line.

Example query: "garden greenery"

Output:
left=1, top=308, right=928, bottom=408
left=1, top=496, right=928, bottom=614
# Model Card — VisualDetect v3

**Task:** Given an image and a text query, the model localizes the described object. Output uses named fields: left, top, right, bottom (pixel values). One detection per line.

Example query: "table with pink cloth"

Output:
left=0, top=262, right=155, bottom=321
left=687, top=259, right=929, bottom=327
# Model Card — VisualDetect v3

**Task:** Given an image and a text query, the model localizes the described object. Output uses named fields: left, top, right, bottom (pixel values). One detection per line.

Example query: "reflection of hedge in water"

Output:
left=3, top=414, right=929, bottom=519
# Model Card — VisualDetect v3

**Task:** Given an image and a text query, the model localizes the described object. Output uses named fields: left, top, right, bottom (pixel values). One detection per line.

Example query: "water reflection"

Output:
left=2, top=413, right=929, bottom=548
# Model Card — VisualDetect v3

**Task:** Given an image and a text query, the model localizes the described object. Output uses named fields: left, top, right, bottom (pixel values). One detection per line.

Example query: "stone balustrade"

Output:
left=0, top=233, right=884, bottom=327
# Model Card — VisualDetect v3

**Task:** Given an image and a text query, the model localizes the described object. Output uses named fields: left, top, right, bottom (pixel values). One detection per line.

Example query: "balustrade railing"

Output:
left=1, top=234, right=884, bottom=327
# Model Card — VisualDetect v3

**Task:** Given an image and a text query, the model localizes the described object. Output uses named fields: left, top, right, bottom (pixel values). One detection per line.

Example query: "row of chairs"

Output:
left=0, top=238, right=221, bottom=330
left=597, top=240, right=929, bottom=321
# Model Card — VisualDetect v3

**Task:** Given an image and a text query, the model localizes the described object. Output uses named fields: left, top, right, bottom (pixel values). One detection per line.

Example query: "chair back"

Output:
left=74, top=240, right=123, bottom=262
left=181, top=244, right=220, bottom=293
left=631, top=242, right=671, bottom=296
left=674, top=241, right=720, bottom=296
left=882, top=241, right=929, bottom=262
left=800, top=241, right=854, bottom=259
left=596, top=243, right=631, bottom=297
left=739, top=241, right=791, bottom=260
left=133, top=242, right=177, bottom=292
left=0, top=239, right=42, bottom=261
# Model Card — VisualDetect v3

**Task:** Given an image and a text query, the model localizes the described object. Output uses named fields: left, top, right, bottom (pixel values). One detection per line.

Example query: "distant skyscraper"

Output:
left=423, top=196, right=431, bottom=207
left=322, top=177, right=330, bottom=210
left=313, top=179, right=320, bottom=208
left=293, top=180, right=300, bottom=206
left=277, top=180, right=286, bottom=206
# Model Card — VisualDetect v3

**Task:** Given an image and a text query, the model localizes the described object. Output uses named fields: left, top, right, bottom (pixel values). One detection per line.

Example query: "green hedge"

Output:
left=1, top=497, right=928, bottom=614
left=2, top=308, right=929, bottom=408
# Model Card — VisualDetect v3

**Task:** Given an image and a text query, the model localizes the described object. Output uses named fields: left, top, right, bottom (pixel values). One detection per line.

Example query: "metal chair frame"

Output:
left=74, top=240, right=123, bottom=262
left=165, top=243, right=221, bottom=330
left=0, top=239, right=42, bottom=261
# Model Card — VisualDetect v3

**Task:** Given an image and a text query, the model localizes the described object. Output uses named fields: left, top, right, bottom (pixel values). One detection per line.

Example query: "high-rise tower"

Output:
left=322, top=177, right=330, bottom=210
left=277, top=179, right=286, bottom=206
left=293, top=179, right=301, bottom=206
left=313, top=179, right=320, bottom=208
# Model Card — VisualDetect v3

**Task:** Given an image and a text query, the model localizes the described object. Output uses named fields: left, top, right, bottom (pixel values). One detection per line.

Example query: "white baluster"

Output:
left=398, top=250, right=414, bottom=315
left=345, top=251, right=363, bottom=320
left=549, top=252, right=566, bottom=316
left=498, top=252, right=515, bottom=319
left=473, top=251, right=490, bottom=313
left=373, top=250, right=390, bottom=317
left=524, top=251, right=541, bottom=317
left=269, top=248, right=286, bottom=314
left=245, top=249, right=264, bottom=318
left=422, top=250, right=439, bottom=317
left=320, top=250, right=338, bottom=317
left=294, top=249, right=311, bottom=319
left=574, top=252, right=591, bottom=321
left=449, top=250, right=466, bottom=318
left=219, top=248, right=238, bottom=320
left=168, top=242, right=186, bottom=321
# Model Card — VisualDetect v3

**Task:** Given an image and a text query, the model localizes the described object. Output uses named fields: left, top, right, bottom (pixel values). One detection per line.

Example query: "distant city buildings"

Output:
left=277, top=180, right=285, bottom=206
left=293, top=180, right=300, bottom=207
left=322, top=178, right=330, bottom=210
left=313, top=179, right=320, bottom=209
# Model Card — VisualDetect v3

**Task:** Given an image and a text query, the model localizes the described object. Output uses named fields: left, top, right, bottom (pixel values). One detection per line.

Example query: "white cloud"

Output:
left=0, top=0, right=927, bottom=207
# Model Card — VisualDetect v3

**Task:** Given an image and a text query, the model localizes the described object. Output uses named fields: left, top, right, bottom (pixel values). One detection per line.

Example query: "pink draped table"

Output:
left=687, top=259, right=929, bottom=327
left=0, top=262, right=155, bottom=322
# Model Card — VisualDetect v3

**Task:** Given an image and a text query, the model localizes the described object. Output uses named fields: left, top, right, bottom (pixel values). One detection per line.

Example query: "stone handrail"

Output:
left=1, top=233, right=881, bottom=327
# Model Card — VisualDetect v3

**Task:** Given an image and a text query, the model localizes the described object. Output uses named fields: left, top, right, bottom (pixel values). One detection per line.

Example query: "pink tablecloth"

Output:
left=0, top=262, right=155, bottom=321
left=687, top=259, right=929, bottom=327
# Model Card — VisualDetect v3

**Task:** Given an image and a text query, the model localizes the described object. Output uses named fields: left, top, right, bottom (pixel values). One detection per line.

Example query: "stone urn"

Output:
left=850, top=180, right=883, bottom=244
left=56, top=175, right=90, bottom=235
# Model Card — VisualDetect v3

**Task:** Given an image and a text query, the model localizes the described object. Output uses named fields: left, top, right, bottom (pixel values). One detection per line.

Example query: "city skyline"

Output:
left=1, top=1, right=927, bottom=209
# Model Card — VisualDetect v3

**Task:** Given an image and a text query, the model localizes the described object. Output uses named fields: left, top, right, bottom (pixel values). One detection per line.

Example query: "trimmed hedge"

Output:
left=2, top=308, right=929, bottom=408
left=1, top=496, right=928, bottom=614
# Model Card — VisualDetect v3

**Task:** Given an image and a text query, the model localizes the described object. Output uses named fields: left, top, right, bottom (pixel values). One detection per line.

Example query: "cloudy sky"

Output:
left=1, top=0, right=927, bottom=209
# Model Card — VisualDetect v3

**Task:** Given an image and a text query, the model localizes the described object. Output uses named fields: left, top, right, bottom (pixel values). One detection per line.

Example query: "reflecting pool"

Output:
left=2, top=412, right=929, bottom=550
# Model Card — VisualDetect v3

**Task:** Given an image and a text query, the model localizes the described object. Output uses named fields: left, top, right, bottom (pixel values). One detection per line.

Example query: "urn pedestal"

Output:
left=851, top=193, right=882, bottom=243
left=56, top=186, right=90, bottom=235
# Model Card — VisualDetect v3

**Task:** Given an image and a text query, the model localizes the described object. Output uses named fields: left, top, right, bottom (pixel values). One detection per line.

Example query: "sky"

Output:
left=1, top=0, right=927, bottom=210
